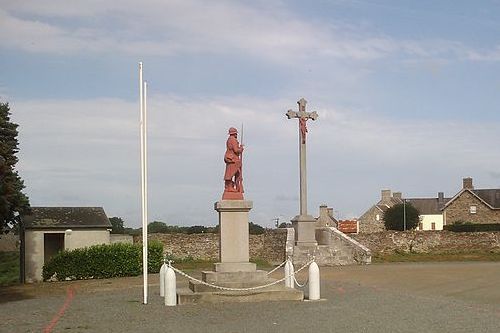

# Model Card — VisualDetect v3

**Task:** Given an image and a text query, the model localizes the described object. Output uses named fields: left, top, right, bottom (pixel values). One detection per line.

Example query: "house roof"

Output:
left=375, top=197, right=403, bottom=212
left=473, top=189, right=500, bottom=208
left=23, top=207, right=112, bottom=229
left=406, top=198, right=450, bottom=215
left=444, top=188, right=500, bottom=210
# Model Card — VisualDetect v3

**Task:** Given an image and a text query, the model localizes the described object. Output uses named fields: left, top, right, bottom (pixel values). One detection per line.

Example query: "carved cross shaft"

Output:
left=285, top=98, right=318, bottom=216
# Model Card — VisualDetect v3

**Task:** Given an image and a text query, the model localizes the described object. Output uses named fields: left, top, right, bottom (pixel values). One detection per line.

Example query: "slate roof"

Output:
left=23, top=207, right=112, bottom=229
left=407, top=198, right=451, bottom=215
left=375, top=197, right=403, bottom=212
left=472, top=189, right=500, bottom=209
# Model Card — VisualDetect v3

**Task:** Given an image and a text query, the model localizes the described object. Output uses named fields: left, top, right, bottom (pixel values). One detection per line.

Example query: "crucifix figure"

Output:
left=286, top=98, right=318, bottom=217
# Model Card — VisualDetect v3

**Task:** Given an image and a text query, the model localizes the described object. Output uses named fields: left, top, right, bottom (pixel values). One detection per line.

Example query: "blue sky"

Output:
left=1, top=0, right=500, bottom=228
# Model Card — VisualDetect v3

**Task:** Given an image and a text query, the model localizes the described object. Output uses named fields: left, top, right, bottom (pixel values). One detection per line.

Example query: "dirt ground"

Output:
left=1, top=262, right=499, bottom=332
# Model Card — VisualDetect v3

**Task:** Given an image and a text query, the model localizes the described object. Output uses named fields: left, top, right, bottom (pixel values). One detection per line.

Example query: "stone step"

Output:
left=177, top=285, right=303, bottom=304
left=189, top=278, right=277, bottom=292
left=202, top=270, right=268, bottom=284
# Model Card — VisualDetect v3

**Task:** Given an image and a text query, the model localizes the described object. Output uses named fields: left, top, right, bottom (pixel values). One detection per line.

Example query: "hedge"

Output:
left=42, top=241, right=164, bottom=281
left=444, top=223, right=500, bottom=232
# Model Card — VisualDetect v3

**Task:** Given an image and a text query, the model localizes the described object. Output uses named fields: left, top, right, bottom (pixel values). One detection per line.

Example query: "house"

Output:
left=443, top=177, right=500, bottom=225
left=359, top=189, right=449, bottom=232
left=22, top=207, right=112, bottom=282
left=407, top=192, right=450, bottom=231
left=358, top=190, right=403, bottom=233
left=315, top=205, right=338, bottom=228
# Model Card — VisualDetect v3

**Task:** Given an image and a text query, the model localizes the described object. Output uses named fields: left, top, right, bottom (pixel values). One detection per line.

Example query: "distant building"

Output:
left=443, top=177, right=500, bottom=225
left=358, top=190, right=450, bottom=232
left=22, top=207, right=112, bottom=282
left=315, top=205, right=338, bottom=228
left=407, top=192, right=450, bottom=231
left=358, top=190, right=403, bottom=233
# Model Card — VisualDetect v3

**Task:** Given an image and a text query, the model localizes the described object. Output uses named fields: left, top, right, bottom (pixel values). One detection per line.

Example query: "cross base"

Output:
left=291, top=214, right=318, bottom=246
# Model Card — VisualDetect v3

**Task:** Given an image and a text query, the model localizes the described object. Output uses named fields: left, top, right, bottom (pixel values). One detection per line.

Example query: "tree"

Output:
left=249, top=222, right=265, bottom=235
left=0, top=102, right=30, bottom=233
left=383, top=203, right=419, bottom=231
left=109, top=217, right=125, bottom=234
left=278, top=222, right=292, bottom=228
left=148, top=221, right=169, bottom=233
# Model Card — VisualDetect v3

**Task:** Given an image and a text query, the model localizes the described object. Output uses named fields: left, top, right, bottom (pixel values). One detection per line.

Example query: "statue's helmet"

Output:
left=228, top=127, right=238, bottom=135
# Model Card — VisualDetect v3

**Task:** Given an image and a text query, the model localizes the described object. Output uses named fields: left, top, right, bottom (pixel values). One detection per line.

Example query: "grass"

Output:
left=373, top=250, right=500, bottom=263
left=0, top=251, right=19, bottom=286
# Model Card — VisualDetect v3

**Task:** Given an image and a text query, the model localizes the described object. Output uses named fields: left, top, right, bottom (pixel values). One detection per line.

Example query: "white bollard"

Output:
left=159, top=263, right=166, bottom=297
left=308, top=261, right=320, bottom=300
left=164, top=266, right=177, bottom=306
left=284, top=260, right=294, bottom=289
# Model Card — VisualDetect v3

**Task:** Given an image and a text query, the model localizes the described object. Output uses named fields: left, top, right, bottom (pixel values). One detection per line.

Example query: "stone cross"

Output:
left=286, top=98, right=318, bottom=216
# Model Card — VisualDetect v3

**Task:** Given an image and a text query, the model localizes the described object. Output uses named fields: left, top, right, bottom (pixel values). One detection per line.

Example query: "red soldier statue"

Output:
left=223, top=127, right=244, bottom=200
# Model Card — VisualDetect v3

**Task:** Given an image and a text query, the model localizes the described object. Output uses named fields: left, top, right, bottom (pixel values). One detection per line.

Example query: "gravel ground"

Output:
left=1, top=262, right=499, bottom=333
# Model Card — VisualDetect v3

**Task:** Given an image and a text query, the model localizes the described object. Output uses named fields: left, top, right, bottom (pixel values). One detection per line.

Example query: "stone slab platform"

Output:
left=177, top=285, right=303, bottom=304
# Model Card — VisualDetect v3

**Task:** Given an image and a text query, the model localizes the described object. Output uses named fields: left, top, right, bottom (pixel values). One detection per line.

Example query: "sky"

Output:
left=1, top=0, right=500, bottom=228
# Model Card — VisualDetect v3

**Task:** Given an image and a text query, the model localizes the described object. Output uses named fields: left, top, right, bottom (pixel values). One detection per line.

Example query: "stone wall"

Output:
left=444, top=190, right=500, bottom=224
left=351, top=231, right=500, bottom=254
left=135, top=229, right=288, bottom=264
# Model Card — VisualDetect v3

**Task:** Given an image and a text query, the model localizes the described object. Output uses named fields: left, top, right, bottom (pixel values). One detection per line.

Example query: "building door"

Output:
left=44, top=233, right=65, bottom=264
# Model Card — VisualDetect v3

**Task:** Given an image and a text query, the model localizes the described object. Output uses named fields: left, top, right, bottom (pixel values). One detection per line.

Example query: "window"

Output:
left=418, top=223, right=423, bottom=230
left=431, top=222, right=436, bottom=230
left=376, top=214, right=380, bottom=221
left=469, top=206, right=477, bottom=214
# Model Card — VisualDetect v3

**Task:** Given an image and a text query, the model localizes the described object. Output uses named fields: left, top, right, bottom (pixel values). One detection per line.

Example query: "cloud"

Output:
left=2, top=1, right=499, bottom=64
left=10, top=94, right=500, bottom=227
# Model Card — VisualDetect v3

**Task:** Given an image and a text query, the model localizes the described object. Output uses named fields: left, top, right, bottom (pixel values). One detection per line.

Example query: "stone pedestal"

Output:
left=291, top=214, right=318, bottom=246
left=177, top=199, right=303, bottom=304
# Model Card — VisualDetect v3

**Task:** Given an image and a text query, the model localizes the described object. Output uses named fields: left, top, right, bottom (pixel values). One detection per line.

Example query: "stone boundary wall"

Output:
left=134, top=229, right=288, bottom=264
left=351, top=231, right=500, bottom=254
left=110, top=234, right=134, bottom=244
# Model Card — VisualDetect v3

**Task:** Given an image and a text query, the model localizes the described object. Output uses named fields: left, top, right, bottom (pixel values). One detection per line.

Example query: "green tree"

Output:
left=383, top=203, right=419, bottom=231
left=0, top=102, right=30, bottom=233
left=109, top=217, right=125, bottom=234
left=249, top=222, right=265, bottom=235
left=148, top=221, right=169, bottom=233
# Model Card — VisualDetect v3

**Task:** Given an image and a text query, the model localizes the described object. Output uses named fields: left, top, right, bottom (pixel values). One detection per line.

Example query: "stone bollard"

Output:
left=164, top=265, right=177, bottom=306
left=308, top=261, right=320, bottom=300
left=284, top=260, right=294, bottom=289
left=159, top=262, right=166, bottom=297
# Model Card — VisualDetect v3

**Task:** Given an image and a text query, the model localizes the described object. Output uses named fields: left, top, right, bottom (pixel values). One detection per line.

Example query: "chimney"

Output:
left=463, top=177, right=474, bottom=190
left=438, top=192, right=444, bottom=204
left=381, top=189, right=391, bottom=201
left=393, top=192, right=402, bottom=200
left=319, top=205, right=328, bottom=218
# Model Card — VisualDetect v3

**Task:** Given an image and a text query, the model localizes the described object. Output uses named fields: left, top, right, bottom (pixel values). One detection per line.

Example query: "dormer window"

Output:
left=469, top=205, right=477, bottom=214
left=376, top=214, right=380, bottom=221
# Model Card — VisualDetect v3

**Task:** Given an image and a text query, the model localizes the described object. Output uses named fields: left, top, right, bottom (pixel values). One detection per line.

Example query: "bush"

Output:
left=42, top=240, right=164, bottom=281
left=444, top=223, right=500, bottom=232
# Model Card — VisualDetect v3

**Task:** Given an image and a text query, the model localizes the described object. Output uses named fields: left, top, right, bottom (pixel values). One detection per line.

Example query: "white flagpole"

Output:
left=139, top=62, right=148, bottom=305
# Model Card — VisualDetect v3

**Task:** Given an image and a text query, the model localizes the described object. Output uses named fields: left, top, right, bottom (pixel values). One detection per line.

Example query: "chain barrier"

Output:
left=266, top=259, right=288, bottom=276
left=168, top=258, right=314, bottom=292
left=293, top=275, right=309, bottom=288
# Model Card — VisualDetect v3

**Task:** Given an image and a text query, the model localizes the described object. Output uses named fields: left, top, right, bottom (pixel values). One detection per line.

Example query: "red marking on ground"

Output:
left=337, top=287, right=345, bottom=294
left=43, top=286, right=75, bottom=333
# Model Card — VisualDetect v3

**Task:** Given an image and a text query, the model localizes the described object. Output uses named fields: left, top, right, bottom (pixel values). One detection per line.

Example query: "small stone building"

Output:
left=22, top=207, right=112, bottom=282
left=443, top=177, right=500, bottom=225
left=315, top=205, right=338, bottom=228
left=358, top=190, right=403, bottom=233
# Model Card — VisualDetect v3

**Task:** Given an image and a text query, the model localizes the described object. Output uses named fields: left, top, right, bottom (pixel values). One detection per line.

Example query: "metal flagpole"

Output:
left=139, top=62, right=148, bottom=304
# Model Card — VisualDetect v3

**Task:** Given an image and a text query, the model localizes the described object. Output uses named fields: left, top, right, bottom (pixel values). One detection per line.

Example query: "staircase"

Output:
left=286, top=227, right=371, bottom=266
